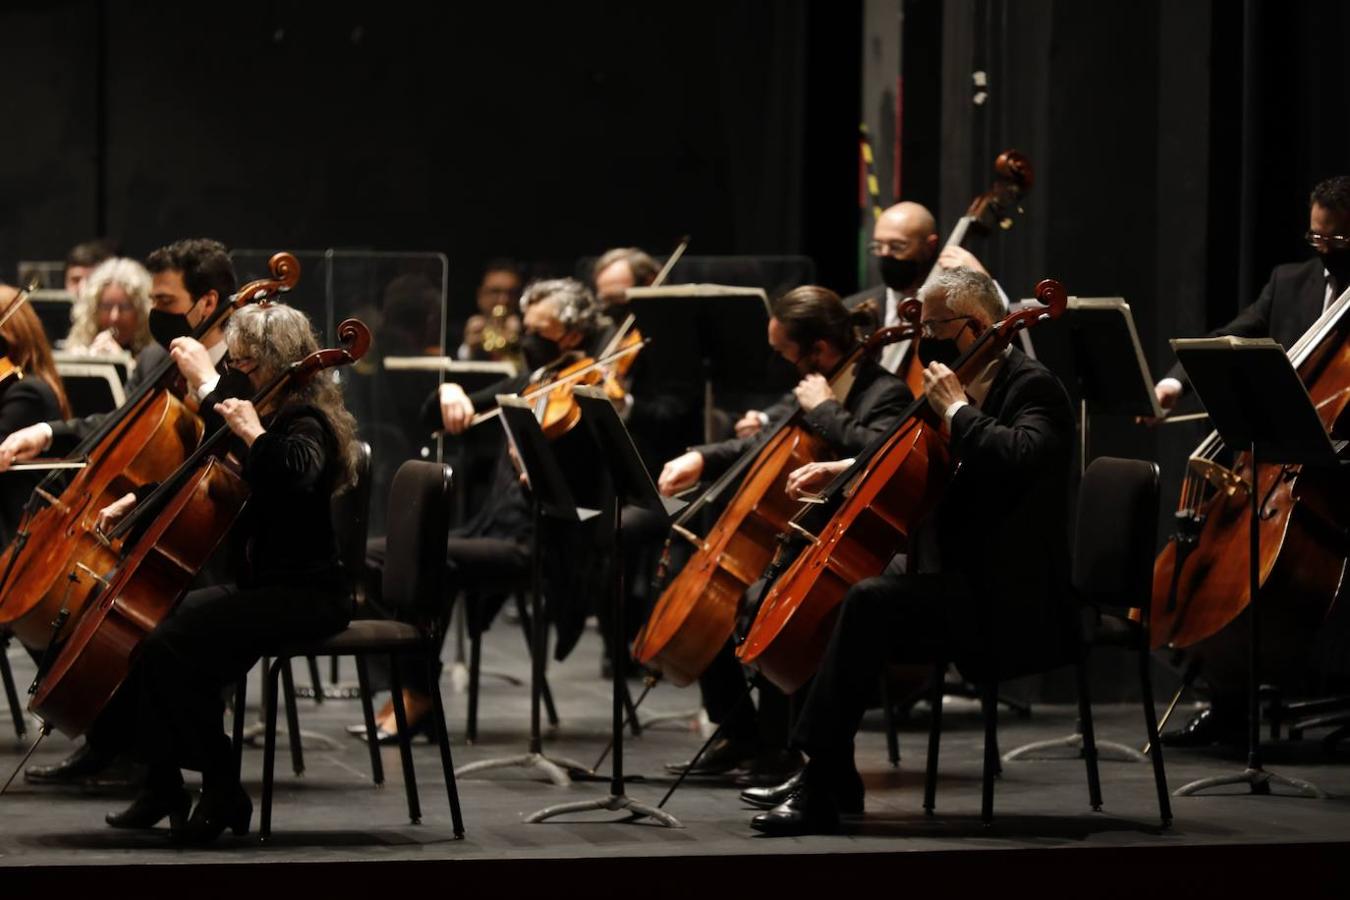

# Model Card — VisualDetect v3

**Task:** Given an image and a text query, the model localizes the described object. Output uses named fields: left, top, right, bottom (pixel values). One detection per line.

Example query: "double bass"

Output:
left=738, top=280, right=1068, bottom=694
left=0, top=253, right=299, bottom=650
left=30, top=318, right=371, bottom=737
left=631, top=313, right=921, bottom=686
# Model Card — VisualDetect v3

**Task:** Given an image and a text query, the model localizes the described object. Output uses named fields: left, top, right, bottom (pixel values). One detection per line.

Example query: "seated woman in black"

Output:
left=0, top=285, right=72, bottom=545
left=95, top=302, right=360, bottom=844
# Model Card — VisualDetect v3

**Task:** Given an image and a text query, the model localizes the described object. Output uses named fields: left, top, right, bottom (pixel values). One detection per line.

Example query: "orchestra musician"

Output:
left=63, top=256, right=154, bottom=357
left=357, top=277, right=606, bottom=740
left=1149, top=174, right=1350, bottom=748
left=744, top=267, right=1075, bottom=835
left=63, top=239, right=114, bottom=298
left=0, top=284, right=72, bottom=544
left=80, top=303, right=359, bottom=843
left=592, top=246, right=660, bottom=313
left=655, top=285, right=911, bottom=782
left=458, top=259, right=525, bottom=363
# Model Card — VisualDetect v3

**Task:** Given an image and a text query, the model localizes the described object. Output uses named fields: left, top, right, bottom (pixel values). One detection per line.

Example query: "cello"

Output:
left=30, top=318, right=371, bottom=737
left=1149, top=288, right=1350, bottom=673
left=738, top=280, right=1068, bottom=694
left=631, top=311, right=921, bottom=686
left=0, top=253, right=299, bottom=650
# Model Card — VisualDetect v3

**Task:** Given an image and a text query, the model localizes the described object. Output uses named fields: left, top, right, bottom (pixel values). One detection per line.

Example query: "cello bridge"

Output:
left=1188, top=457, right=1249, bottom=498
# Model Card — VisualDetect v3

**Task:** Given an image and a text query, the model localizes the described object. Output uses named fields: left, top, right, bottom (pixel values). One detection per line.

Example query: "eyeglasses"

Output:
left=1305, top=231, right=1350, bottom=251
left=867, top=240, right=913, bottom=257
left=919, top=314, right=974, bottom=338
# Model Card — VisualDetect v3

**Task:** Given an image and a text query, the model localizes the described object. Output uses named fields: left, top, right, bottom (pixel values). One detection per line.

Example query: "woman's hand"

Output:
left=658, top=451, right=705, bottom=497
left=169, top=337, right=216, bottom=393
left=214, top=398, right=266, bottom=446
left=96, top=492, right=138, bottom=535
left=785, top=459, right=851, bottom=500
left=438, top=383, right=474, bottom=434
left=0, top=424, right=51, bottom=472
left=89, top=329, right=124, bottom=356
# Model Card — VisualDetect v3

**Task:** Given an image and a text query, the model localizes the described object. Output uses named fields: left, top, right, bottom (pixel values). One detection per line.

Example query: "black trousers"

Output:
left=699, top=641, right=789, bottom=748
left=98, top=578, right=349, bottom=787
left=792, top=573, right=961, bottom=762
left=365, top=534, right=530, bottom=696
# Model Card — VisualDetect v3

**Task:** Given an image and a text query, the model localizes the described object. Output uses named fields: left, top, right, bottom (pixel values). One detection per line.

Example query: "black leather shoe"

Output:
left=105, top=787, right=191, bottom=830
left=741, top=764, right=864, bottom=814
left=171, top=784, right=252, bottom=845
left=664, top=737, right=757, bottom=776
left=1161, top=707, right=1244, bottom=748
left=25, top=743, right=114, bottom=785
left=749, top=783, right=841, bottom=836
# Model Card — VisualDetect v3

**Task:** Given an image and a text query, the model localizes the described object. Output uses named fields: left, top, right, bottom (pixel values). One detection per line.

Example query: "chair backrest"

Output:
left=382, top=460, right=452, bottom=621
left=330, top=441, right=373, bottom=602
left=1072, top=456, right=1159, bottom=614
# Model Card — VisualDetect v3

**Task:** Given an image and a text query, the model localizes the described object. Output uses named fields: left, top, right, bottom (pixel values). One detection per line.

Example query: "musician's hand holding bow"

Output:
left=794, top=374, right=832, bottom=412
left=438, top=383, right=474, bottom=434
left=658, top=451, right=705, bottom=497
left=214, top=398, right=265, bottom=446
left=169, top=337, right=217, bottom=395
left=0, top=424, right=51, bottom=472
left=96, top=491, right=138, bottom=535
left=785, top=459, right=851, bottom=500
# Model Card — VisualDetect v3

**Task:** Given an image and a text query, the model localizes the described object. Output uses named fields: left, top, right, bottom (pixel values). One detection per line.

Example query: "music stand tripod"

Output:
left=1170, top=337, right=1331, bottom=799
left=454, top=396, right=594, bottom=786
left=526, top=386, right=684, bottom=826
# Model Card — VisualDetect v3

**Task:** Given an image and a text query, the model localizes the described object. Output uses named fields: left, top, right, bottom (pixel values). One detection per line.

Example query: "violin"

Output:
left=0, top=253, right=300, bottom=650
left=30, top=318, right=371, bottom=737
left=0, top=277, right=41, bottom=392
left=736, top=280, right=1068, bottom=694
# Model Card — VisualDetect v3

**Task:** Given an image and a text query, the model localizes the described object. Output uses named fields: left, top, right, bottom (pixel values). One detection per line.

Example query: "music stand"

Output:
left=453, top=396, right=596, bottom=787
left=1170, top=336, right=1333, bottom=799
left=525, top=386, right=684, bottom=827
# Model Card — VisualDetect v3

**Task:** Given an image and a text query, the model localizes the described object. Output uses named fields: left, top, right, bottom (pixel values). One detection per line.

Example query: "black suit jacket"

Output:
left=933, top=346, right=1077, bottom=681
left=1166, top=257, right=1330, bottom=386
left=693, top=356, right=911, bottom=480
left=0, top=378, right=65, bottom=543
left=47, top=342, right=172, bottom=452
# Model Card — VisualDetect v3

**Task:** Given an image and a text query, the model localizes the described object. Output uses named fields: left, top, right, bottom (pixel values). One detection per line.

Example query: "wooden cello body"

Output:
left=1150, top=301, right=1350, bottom=662
left=0, top=254, right=299, bottom=650
left=631, top=324, right=916, bottom=686
left=738, top=280, right=1068, bottom=694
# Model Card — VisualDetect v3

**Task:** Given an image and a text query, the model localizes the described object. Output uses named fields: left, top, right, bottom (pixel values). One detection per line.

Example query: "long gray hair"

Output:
left=224, top=303, right=359, bottom=491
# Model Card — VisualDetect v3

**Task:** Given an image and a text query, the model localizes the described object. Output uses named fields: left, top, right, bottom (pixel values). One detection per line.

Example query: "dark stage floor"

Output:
left=3, top=624, right=1350, bottom=896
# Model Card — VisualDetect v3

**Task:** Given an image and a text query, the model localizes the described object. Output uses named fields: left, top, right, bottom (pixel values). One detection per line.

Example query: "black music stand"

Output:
left=453, top=396, right=596, bottom=786
left=1170, top=336, right=1334, bottom=799
left=525, top=386, right=685, bottom=827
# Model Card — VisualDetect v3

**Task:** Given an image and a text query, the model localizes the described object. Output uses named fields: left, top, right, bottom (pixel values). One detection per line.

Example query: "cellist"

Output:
left=745, top=267, right=1075, bottom=835
left=655, top=285, right=911, bottom=785
left=1147, top=175, right=1350, bottom=748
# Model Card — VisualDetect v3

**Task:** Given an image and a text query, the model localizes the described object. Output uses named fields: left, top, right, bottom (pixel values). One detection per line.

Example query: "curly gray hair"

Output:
left=519, top=277, right=601, bottom=336
left=68, top=257, right=153, bottom=352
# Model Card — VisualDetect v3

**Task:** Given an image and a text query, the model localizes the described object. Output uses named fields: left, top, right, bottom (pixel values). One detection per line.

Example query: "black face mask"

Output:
left=879, top=255, right=926, bottom=292
left=917, top=320, right=974, bottom=368
left=149, top=302, right=200, bottom=348
left=520, top=332, right=562, bottom=370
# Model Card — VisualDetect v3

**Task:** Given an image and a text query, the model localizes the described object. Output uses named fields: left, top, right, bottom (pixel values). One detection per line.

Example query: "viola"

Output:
left=0, top=253, right=299, bottom=650
left=0, top=277, right=41, bottom=394
left=29, top=318, right=371, bottom=738
left=736, top=280, right=1068, bottom=694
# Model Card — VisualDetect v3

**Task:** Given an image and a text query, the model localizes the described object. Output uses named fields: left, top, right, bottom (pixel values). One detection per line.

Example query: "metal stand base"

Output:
left=525, top=792, right=683, bottom=827
left=239, top=720, right=341, bottom=751
left=1004, top=732, right=1146, bottom=763
left=454, top=751, right=589, bottom=787
left=1175, top=765, right=1325, bottom=798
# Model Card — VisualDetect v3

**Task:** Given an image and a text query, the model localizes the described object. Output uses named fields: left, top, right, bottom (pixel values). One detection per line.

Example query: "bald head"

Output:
left=876, top=201, right=936, bottom=242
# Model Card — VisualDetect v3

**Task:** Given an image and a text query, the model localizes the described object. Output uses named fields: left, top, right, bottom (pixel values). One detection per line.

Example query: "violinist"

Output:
left=80, top=303, right=358, bottom=843
left=0, top=285, right=72, bottom=543
left=746, top=267, right=1074, bottom=835
left=357, top=277, right=605, bottom=740
left=593, top=246, right=659, bottom=313
left=656, top=285, right=910, bottom=783
left=1150, top=175, right=1350, bottom=748
left=63, top=256, right=154, bottom=357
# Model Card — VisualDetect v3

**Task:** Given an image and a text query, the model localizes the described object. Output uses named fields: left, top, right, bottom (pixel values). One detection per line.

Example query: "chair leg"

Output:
left=306, top=656, right=324, bottom=706
left=467, top=625, right=481, bottom=743
left=923, top=662, right=944, bottom=815
left=329, top=655, right=340, bottom=685
left=880, top=673, right=900, bottom=767
left=260, top=658, right=284, bottom=841
left=1137, top=644, right=1173, bottom=827
left=1, top=637, right=27, bottom=740
left=232, top=678, right=247, bottom=782
left=621, top=676, right=642, bottom=737
left=354, top=654, right=384, bottom=786
left=981, top=681, right=998, bottom=826
left=1074, top=659, right=1103, bottom=811
left=387, top=652, right=422, bottom=825
left=428, top=649, right=465, bottom=837
left=280, top=659, right=305, bottom=776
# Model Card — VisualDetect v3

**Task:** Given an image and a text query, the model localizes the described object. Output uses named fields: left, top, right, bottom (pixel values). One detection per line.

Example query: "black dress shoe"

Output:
left=749, top=783, right=841, bottom=836
left=25, top=742, right=114, bottom=785
left=664, top=737, right=757, bottom=776
left=1161, top=707, right=1245, bottom=748
left=171, top=783, right=252, bottom=845
left=741, top=764, right=864, bottom=814
left=105, top=787, right=191, bottom=830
